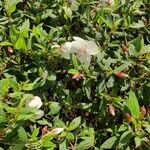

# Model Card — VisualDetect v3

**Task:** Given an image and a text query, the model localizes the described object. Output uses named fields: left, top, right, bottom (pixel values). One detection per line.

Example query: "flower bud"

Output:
left=115, top=72, right=129, bottom=78
left=108, top=104, right=115, bottom=116
left=50, top=128, right=64, bottom=135
left=7, top=46, right=13, bottom=53
left=72, top=73, right=83, bottom=81
left=42, top=126, right=48, bottom=136
left=140, top=105, right=147, bottom=116
left=121, top=43, right=128, bottom=53
left=125, top=113, right=132, bottom=122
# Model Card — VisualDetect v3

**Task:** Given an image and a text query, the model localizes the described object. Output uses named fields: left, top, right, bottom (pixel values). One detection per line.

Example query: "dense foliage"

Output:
left=0, top=0, right=150, bottom=149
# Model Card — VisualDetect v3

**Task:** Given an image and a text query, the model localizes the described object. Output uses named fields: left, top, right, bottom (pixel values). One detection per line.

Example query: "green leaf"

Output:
left=129, top=21, right=145, bottom=29
left=140, top=44, right=150, bottom=55
left=98, top=79, right=105, bottom=94
left=48, top=102, right=61, bottom=116
left=127, top=90, right=139, bottom=118
left=68, top=69, right=79, bottom=74
left=59, top=139, right=67, bottom=150
left=77, top=137, right=94, bottom=150
left=68, top=116, right=81, bottom=131
left=131, top=36, right=144, bottom=52
left=11, top=143, right=25, bottom=150
left=20, top=19, right=30, bottom=38
left=53, top=117, right=66, bottom=128
left=0, top=78, right=9, bottom=98
left=18, top=126, right=28, bottom=142
left=101, top=136, right=118, bottom=149
left=134, top=136, right=141, bottom=148
left=119, top=130, right=132, bottom=148
left=31, top=128, right=39, bottom=140
left=113, top=62, right=131, bottom=73
left=4, top=0, right=22, bottom=15
left=9, top=27, right=18, bottom=44
left=0, top=41, right=13, bottom=46
left=15, top=36, right=27, bottom=52
left=64, top=6, right=72, bottom=19
left=71, top=54, right=79, bottom=70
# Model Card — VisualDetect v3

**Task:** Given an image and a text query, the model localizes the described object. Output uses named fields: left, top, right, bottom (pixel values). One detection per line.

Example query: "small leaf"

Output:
left=119, top=130, right=132, bottom=148
left=101, top=136, right=118, bottom=149
left=53, top=117, right=66, bottom=128
left=31, top=128, right=39, bottom=140
left=0, top=41, right=13, bottom=46
left=18, top=126, right=28, bottom=142
left=20, top=19, right=30, bottom=38
left=127, top=90, right=140, bottom=118
left=134, top=136, right=141, bottom=148
left=68, top=69, right=79, bottom=74
left=48, top=102, right=61, bottom=116
left=68, top=116, right=81, bottom=131
left=77, top=137, right=94, bottom=150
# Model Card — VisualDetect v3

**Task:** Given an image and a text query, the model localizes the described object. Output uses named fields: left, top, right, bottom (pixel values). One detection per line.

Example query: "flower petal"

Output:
left=77, top=52, right=91, bottom=67
left=86, top=41, right=99, bottom=55
left=60, top=42, right=72, bottom=59
left=26, top=96, right=43, bottom=109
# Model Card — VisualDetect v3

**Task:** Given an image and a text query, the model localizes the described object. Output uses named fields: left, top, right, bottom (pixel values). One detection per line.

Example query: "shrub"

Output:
left=0, top=0, right=150, bottom=149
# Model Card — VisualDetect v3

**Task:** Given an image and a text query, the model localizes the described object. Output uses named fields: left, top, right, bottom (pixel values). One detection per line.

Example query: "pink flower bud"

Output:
left=141, top=105, right=147, bottom=116
left=125, top=113, right=132, bottom=122
left=72, top=73, right=83, bottom=81
left=7, top=47, right=13, bottom=53
left=108, top=104, right=115, bottom=116
left=121, top=44, right=128, bottom=53
left=115, top=72, right=129, bottom=78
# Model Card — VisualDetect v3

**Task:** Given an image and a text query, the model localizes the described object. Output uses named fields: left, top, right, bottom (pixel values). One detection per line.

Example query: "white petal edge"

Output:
left=86, top=41, right=99, bottom=55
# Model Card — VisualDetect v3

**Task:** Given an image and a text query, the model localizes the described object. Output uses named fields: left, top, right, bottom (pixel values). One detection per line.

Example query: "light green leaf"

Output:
left=77, top=137, right=94, bottom=150
left=53, top=117, right=66, bottom=128
left=101, top=136, right=118, bottom=149
left=48, top=102, right=61, bottom=116
left=0, top=78, right=9, bottom=98
left=4, top=0, right=22, bottom=15
left=0, top=41, right=13, bottom=46
left=119, top=130, right=132, bottom=148
left=134, top=136, right=141, bottom=148
left=127, top=90, right=139, bottom=118
left=68, top=69, right=79, bottom=74
left=18, top=126, right=28, bottom=142
left=68, top=116, right=81, bottom=131
left=15, top=36, right=27, bottom=52
left=20, top=19, right=30, bottom=38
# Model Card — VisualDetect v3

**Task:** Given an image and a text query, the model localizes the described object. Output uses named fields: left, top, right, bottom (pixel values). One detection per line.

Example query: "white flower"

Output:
left=50, top=128, right=64, bottom=135
left=26, top=96, right=43, bottom=109
left=61, top=37, right=99, bottom=66
left=26, top=96, right=44, bottom=121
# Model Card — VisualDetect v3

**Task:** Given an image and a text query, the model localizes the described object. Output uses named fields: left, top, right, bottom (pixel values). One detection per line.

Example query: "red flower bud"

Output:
left=72, top=73, right=83, bottom=81
left=121, top=44, right=128, bottom=53
left=125, top=113, right=132, bottom=122
left=140, top=105, right=147, bottom=116
left=108, top=104, right=115, bottom=116
left=115, top=72, right=129, bottom=78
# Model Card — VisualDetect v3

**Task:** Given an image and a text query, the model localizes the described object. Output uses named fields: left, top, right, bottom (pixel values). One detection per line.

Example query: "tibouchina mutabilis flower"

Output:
left=26, top=96, right=44, bottom=121
left=61, top=37, right=99, bottom=66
